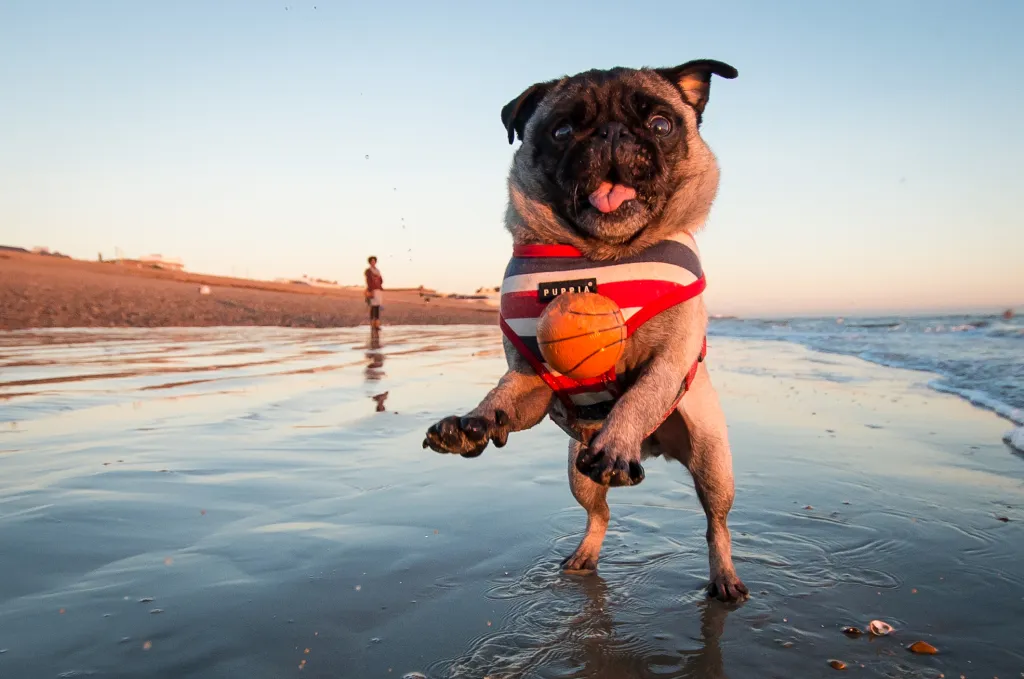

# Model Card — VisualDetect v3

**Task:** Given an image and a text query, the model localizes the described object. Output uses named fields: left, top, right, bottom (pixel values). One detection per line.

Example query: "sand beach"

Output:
left=0, top=250, right=498, bottom=330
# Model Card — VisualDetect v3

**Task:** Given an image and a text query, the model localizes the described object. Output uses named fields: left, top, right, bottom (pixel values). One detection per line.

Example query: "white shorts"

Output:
left=369, top=290, right=383, bottom=307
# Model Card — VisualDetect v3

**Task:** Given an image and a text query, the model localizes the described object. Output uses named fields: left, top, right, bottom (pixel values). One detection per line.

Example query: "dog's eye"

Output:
left=648, top=115, right=673, bottom=136
left=552, top=122, right=573, bottom=141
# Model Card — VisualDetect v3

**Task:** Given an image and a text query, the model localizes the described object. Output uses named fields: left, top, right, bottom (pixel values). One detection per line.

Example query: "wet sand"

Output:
left=0, top=251, right=497, bottom=329
left=0, top=328, right=1021, bottom=678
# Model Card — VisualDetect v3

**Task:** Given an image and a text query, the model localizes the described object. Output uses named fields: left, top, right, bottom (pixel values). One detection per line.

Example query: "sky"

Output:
left=1, top=0, right=1022, bottom=317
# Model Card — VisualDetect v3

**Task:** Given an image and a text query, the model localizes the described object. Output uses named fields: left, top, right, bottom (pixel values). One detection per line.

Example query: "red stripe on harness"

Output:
left=624, top=276, right=706, bottom=335
left=500, top=277, right=705, bottom=321
left=499, top=290, right=549, bottom=320
left=512, top=244, right=584, bottom=258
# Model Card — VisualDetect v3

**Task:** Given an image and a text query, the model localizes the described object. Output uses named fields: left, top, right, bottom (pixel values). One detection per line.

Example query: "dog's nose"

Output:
left=597, top=122, right=631, bottom=145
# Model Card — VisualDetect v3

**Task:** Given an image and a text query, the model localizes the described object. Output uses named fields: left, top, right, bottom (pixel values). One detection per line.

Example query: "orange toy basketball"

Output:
left=536, top=292, right=626, bottom=379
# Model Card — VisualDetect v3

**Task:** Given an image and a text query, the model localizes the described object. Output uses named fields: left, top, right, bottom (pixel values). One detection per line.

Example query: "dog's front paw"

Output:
left=422, top=410, right=510, bottom=458
left=575, top=443, right=645, bottom=487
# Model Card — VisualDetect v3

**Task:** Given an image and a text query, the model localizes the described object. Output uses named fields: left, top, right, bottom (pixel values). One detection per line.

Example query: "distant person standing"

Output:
left=364, top=256, right=384, bottom=328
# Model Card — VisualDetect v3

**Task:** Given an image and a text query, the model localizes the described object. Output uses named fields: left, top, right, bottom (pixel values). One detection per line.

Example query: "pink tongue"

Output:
left=588, top=182, right=637, bottom=213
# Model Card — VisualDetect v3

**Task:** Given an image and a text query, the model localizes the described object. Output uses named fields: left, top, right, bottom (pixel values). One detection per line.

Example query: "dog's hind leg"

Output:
left=662, top=365, right=748, bottom=602
left=562, top=439, right=610, bottom=574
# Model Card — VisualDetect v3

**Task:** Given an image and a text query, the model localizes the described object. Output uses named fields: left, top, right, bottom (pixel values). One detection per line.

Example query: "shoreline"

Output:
left=707, top=315, right=1023, bottom=454
left=705, top=334, right=1024, bottom=452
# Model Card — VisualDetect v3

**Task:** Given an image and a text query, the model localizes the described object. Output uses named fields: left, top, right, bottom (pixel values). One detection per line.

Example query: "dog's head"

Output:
left=501, top=60, right=737, bottom=259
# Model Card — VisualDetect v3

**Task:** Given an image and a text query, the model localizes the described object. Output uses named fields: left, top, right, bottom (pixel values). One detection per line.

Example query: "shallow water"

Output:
left=1, top=327, right=1022, bottom=678
left=710, top=313, right=1024, bottom=450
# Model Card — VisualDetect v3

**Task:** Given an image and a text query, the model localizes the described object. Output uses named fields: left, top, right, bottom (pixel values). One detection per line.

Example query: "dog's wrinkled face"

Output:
left=502, top=60, right=737, bottom=257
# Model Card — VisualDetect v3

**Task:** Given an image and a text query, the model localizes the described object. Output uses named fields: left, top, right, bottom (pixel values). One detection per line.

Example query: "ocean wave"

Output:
left=927, top=382, right=1024, bottom=425
left=926, top=381, right=1024, bottom=454
left=1005, top=427, right=1024, bottom=454
left=987, top=327, right=1024, bottom=339
left=844, top=321, right=903, bottom=329
left=709, top=313, right=1023, bottom=448
left=718, top=315, right=1021, bottom=338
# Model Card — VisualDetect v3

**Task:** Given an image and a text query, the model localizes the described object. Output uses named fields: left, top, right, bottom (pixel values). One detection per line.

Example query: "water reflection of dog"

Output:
left=364, top=327, right=385, bottom=382
left=436, top=573, right=731, bottom=679
left=566, top=575, right=730, bottom=679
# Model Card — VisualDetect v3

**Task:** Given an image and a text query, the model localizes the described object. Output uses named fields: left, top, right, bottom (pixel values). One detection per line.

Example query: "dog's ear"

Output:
left=501, top=81, right=554, bottom=145
left=656, top=59, right=737, bottom=125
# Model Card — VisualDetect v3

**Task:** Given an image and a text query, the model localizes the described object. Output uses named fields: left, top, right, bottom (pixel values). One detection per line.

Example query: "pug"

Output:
left=423, top=60, right=747, bottom=602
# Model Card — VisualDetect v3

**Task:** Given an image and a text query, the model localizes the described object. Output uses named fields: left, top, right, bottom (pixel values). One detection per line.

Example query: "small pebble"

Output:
left=828, top=659, right=847, bottom=670
left=908, top=641, right=939, bottom=654
left=841, top=626, right=863, bottom=637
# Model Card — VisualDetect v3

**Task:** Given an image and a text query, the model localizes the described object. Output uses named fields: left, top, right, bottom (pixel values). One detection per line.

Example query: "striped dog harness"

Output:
left=499, top=232, right=708, bottom=439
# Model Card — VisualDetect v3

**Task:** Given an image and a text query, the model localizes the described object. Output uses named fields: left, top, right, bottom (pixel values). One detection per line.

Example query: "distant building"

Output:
left=476, top=285, right=501, bottom=307
left=27, top=245, right=69, bottom=258
left=300, top=275, right=341, bottom=288
left=139, top=254, right=185, bottom=272
left=273, top=275, right=341, bottom=288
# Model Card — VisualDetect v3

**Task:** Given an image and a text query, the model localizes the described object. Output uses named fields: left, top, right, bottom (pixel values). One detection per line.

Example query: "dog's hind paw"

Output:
left=561, top=550, right=599, bottom=574
left=707, top=573, right=749, bottom=603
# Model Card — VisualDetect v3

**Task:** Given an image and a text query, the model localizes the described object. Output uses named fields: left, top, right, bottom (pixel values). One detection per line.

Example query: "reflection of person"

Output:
left=364, top=326, right=385, bottom=382
left=364, top=256, right=384, bottom=329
